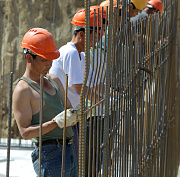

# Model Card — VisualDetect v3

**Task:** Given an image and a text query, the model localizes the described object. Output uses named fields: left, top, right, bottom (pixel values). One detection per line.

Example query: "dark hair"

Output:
left=74, top=27, right=99, bottom=35
left=74, top=25, right=104, bottom=35
left=119, top=8, right=122, bottom=16
left=90, top=26, right=102, bottom=31
left=24, top=52, right=37, bottom=60
left=73, top=28, right=85, bottom=37
left=130, top=2, right=136, bottom=9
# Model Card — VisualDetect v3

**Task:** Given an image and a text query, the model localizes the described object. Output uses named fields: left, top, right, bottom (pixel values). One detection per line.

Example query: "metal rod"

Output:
left=79, top=0, right=90, bottom=176
left=61, top=74, right=68, bottom=177
left=6, top=72, right=13, bottom=177
left=83, top=99, right=105, bottom=115
left=39, top=74, right=44, bottom=176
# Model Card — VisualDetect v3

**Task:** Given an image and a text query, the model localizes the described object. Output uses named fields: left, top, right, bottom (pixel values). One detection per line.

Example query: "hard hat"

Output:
left=147, top=0, right=163, bottom=13
left=100, top=0, right=118, bottom=11
left=90, top=6, right=106, bottom=19
left=71, top=6, right=106, bottom=27
left=131, top=0, right=148, bottom=11
left=21, top=28, right=60, bottom=60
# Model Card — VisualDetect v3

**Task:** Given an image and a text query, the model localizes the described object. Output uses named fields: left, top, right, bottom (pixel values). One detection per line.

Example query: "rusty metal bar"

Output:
left=39, top=74, right=44, bottom=176
left=61, top=74, right=68, bottom=177
left=6, top=72, right=13, bottom=177
left=79, top=0, right=90, bottom=176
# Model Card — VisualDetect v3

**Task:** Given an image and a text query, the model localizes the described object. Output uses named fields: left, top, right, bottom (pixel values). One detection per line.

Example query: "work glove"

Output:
left=53, top=106, right=80, bottom=128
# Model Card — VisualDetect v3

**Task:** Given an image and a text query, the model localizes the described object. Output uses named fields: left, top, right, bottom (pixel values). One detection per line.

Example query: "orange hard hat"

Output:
left=21, top=28, right=60, bottom=60
left=90, top=5, right=106, bottom=19
left=100, top=0, right=120, bottom=11
left=71, top=6, right=106, bottom=27
left=147, top=0, right=163, bottom=13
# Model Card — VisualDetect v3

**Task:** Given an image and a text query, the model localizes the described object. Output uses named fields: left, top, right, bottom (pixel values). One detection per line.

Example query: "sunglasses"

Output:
left=147, top=4, right=159, bottom=12
left=150, top=7, right=159, bottom=12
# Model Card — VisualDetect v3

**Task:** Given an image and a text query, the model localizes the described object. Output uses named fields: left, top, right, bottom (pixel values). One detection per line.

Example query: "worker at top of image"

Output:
left=130, top=0, right=163, bottom=25
left=49, top=6, right=106, bottom=109
left=99, top=0, right=148, bottom=52
left=100, top=0, right=148, bottom=18
left=12, top=28, right=79, bottom=177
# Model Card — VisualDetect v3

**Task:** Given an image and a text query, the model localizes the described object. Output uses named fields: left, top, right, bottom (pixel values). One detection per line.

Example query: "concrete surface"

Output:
left=0, top=147, right=36, bottom=177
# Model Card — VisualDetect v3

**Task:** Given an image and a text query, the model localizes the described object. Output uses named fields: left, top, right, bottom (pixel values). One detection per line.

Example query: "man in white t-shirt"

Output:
left=49, top=7, right=106, bottom=164
left=49, top=38, right=93, bottom=108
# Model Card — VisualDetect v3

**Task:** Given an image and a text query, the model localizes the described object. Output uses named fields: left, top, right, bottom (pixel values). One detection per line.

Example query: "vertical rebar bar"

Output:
left=39, top=74, right=44, bottom=177
left=6, top=72, right=13, bottom=177
left=79, top=0, right=90, bottom=176
left=61, top=74, right=68, bottom=177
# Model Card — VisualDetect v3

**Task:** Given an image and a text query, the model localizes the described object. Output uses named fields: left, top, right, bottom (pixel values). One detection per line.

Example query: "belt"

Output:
left=35, top=138, right=73, bottom=147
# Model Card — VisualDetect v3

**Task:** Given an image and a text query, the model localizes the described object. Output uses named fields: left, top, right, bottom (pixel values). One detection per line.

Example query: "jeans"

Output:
left=31, top=143, right=78, bottom=177
left=71, top=123, right=79, bottom=164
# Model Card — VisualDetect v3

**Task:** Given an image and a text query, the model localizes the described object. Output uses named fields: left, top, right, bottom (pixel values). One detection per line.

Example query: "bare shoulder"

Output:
left=48, top=73, right=59, bottom=81
left=48, top=73, right=63, bottom=88
left=13, top=80, right=31, bottom=102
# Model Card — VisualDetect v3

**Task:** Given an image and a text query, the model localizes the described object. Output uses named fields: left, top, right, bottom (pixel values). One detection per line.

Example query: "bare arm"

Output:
left=12, top=82, right=58, bottom=140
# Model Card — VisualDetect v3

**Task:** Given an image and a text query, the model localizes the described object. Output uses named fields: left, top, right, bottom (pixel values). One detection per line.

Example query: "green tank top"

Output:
left=20, top=75, right=73, bottom=144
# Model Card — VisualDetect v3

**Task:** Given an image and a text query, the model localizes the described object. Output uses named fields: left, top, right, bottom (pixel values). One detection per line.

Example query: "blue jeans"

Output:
left=31, top=143, right=78, bottom=177
left=72, top=123, right=79, bottom=164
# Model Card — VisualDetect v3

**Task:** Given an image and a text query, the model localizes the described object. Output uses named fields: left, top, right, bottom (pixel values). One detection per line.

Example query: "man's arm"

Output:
left=73, top=84, right=83, bottom=95
left=12, top=82, right=58, bottom=140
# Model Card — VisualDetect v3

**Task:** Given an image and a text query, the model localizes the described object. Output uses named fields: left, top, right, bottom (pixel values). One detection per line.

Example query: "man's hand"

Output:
left=53, top=108, right=80, bottom=128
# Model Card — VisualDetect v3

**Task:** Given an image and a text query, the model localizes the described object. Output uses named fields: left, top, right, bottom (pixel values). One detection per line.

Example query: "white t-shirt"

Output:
left=49, top=42, right=93, bottom=108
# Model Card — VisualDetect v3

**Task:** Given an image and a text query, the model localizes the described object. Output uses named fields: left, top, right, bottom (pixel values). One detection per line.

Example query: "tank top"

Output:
left=20, top=75, right=73, bottom=144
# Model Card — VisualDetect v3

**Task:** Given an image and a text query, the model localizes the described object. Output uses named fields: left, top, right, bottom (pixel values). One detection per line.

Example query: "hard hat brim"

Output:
left=21, top=44, right=60, bottom=60
left=37, top=49, right=60, bottom=60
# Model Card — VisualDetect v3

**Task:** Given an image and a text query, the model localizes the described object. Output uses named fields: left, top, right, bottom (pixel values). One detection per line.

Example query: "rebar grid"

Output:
left=79, top=0, right=180, bottom=176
